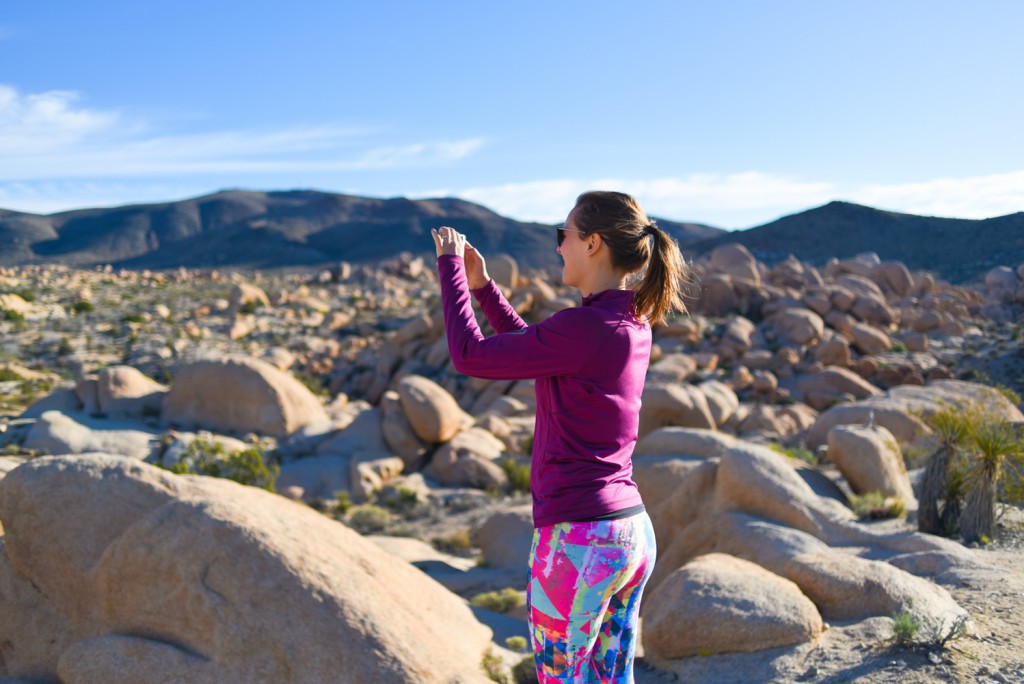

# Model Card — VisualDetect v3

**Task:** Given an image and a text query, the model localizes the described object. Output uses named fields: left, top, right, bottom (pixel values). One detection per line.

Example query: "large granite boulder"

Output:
left=398, top=375, right=465, bottom=443
left=95, top=365, right=168, bottom=419
left=162, top=356, right=328, bottom=437
left=806, top=380, right=1024, bottom=448
left=22, top=411, right=160, bottom=461
left=0, top=455, right=492, bottom=683
left=827, top=423, right=915, bottom=503
left=643, top=553, right=823, bottom=659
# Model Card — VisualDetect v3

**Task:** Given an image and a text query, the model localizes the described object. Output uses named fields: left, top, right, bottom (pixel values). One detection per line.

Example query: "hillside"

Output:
left=0, top=190, right=725, bottom=271
left=690, top=201, right=1024, bottom=283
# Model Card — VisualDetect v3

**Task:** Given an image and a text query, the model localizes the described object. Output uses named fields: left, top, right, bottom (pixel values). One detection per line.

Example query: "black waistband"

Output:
left=569, top=504, right=646, bottom=523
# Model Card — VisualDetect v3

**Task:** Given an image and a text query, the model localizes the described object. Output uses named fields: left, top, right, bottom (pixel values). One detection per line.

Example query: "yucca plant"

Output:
left=918, top=406, right=969, bottom=535
left=941, top=464, right=969, bottom=536
left=960, top=418, right=1023, bottom=544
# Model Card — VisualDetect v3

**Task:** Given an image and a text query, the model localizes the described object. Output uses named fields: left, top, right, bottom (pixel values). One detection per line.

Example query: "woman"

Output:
left=432, top=190, right=686, bottom=683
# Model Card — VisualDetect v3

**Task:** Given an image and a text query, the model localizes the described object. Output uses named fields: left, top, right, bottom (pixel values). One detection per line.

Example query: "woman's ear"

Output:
left=587, top=233, right=603, bottom=255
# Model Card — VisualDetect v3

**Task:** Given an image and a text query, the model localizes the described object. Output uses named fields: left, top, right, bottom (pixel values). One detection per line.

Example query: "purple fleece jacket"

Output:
left=437, top=254, right=649, bottom=527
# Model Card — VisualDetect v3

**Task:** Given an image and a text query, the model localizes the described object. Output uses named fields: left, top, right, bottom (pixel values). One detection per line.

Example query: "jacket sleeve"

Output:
left=437, top=254, right=606, bottom=380
left=471, top=279, right=527, bottom=334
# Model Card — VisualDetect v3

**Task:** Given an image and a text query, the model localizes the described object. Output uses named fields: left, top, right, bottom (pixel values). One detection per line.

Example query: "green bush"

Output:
left=922, top=614, right=969, bottom=650
left=3, top=288, right=36, bottom=303
left=167, top=438, right=279, bottom=492
left=504, top=636, right=528, bottom=653
left=347, top=505, right=391, bottom=534
left=432, top=528, right=473, bottom=556
left=768, top=442, right=818, bottom=466
left=0, top=368, right=24, bottom=382
left=481, top=651, right=508, bottom=683
left=239, top=299, right=262, bottom=315
left=511, top=655, right=538, bottom=684
left=293, top=369, right=328, bottom=398
left=470, top=587, right=525, bottom=613
left=851, top=491, right=906, bottom=520
left=56, top=337, right=74, bottom=356
left=500, top=458, right=531, bottom=494
left=891, top=608, right=920, bottom=646
left=71, top=300, right=95, bottom=315
left=334, top=491, right=353, bottom=515
left=3, top=309, right=25, bottom=322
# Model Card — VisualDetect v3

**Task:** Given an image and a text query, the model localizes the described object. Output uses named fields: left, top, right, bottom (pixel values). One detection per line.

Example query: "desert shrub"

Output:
left=293, top=369, right=328, bottom=398
left=239, top=299, right=262, bottom=315
left=481, top=651, right=508, bottom=683
left=960, top=417, right=1023, bottom=544
left=71, top=300, right=95, bottom=315
left=921, top=613, right=969, bottom=651
left=0, top=368, right=24, bottom=382
left=347, top=505, right=391, bottom=534
left=2, top=288, right=35, bottom=302
left=769, top=443, right=818, bottom=466
left=500, top=457, right=531, bottom=493
left=3, top=310, right=25, bottom=322
left=997, top=385, right=1022, bottom=407
left=432, top=528, right=473, bottom=556
left=851, top=491, right=906, bottom=520
left=918, top=405, right=970, bottom=535
left=504, top=636, right=528, bottom=653
left=56, top=337, right=74, bottom=356
left=122, top=312, right=147, bottom=324
left=471, top=587, right=525, bottom=614
left=891, top=608, right=920, bottom=647
left=334, top=491, right=353, bottom=515
left=379, top=485, right=424, bottom=515
left=168, top=438, right=279, bottom=492
left=511, top=656, right=538, bottom=684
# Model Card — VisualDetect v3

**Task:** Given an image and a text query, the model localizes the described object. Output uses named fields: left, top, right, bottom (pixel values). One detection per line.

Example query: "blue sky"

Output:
left=2, top=1, right=1022, bottom=229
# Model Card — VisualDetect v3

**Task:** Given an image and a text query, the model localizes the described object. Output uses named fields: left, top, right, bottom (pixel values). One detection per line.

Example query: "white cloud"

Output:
left=0, top=180, right=215, bottom=214
left=445, top=171, right=1024, bottom=228
left=0, top=85, right=119, bottom=154
left=452, top=173, right=837, bottom=226
left=852, top=171, right=1024, bottom=219
left=454, top=180, right=585, bottom=223
left=0, top=84, right=485, bottom=181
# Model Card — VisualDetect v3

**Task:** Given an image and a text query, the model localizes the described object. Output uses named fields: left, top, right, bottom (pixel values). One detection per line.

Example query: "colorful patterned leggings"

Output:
left=527, top=512, right=657, bottom=683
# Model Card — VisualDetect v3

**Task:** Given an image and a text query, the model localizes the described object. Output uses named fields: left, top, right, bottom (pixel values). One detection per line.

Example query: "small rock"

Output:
left=797, top=665, right=819, bottom=681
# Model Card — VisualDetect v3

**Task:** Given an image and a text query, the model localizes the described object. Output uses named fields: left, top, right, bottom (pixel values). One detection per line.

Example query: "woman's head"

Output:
left=568, top=190, right=687, bottom=325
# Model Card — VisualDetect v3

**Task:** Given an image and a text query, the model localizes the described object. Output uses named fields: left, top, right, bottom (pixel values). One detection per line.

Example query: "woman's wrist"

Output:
left=468, top=275, right=490, bottom=290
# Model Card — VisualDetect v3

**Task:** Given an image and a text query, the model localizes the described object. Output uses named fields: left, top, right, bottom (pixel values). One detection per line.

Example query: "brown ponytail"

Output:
left=572, top=191, right=687, bottom=326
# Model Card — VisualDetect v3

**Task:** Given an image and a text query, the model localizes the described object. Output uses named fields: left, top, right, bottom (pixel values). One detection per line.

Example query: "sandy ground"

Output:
left=386, top=496, right=1024, bottom=684
left=632, top=513, right=1024, bottom=684
left=365, top=486, right=1024, bottom=683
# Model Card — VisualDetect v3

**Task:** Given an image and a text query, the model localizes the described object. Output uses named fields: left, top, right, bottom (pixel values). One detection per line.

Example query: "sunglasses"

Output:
left=556, top=225, right=587, bottom=246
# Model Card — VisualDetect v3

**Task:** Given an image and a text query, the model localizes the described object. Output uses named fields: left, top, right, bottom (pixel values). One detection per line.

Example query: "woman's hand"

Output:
left=464, top=243, right=490, bottom=290
left=432, top=226, right=466, bottom=258
left=433, top=226, right=490, bottom=289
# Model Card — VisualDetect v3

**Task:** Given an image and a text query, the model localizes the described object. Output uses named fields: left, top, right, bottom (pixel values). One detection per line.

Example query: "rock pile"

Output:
left=2, top=246, right=1023, bottom=678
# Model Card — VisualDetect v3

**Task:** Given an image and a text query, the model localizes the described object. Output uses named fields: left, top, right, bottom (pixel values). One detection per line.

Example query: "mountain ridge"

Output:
left=1, top=191, right=1021, bottom=282
left=0, top=189, right=725, bottom=271
left=689, top=201, right=1024, bottom=282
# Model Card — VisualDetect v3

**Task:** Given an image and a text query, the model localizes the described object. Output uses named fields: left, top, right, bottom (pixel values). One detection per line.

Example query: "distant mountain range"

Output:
left=0, top=189, right=721, bottom=273
left=1, top=190, right=1021, bottom=281
left=688, top=201, right=1024, bottom=283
